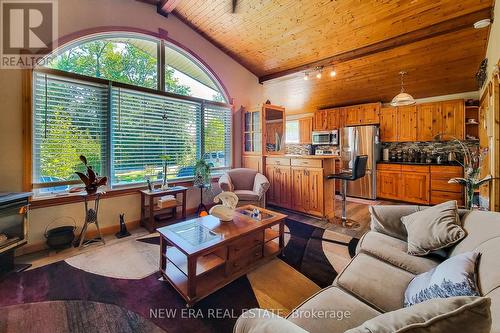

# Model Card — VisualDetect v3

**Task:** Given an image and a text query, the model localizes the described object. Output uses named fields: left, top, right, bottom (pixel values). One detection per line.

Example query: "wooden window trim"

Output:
left=30, top=176, right=220, bottom=210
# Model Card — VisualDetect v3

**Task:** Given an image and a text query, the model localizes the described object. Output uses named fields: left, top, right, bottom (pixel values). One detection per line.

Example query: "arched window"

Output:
left=32, top=32, right=232, bottom=194
left=45, top=33, right=228, bottom=102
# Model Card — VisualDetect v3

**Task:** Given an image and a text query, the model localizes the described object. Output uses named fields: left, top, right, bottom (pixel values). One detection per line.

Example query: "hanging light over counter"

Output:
left=390, top=71, right=416, bottom=107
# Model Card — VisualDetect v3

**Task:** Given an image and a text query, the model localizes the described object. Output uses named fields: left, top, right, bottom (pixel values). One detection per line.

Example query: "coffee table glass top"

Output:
left=167, top=220, right=222, bottom=246
left=237, top=208, right=275, bottom=221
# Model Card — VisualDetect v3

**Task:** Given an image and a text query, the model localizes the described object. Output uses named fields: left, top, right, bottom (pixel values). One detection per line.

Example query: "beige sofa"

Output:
left=234, top=205, right=500, bottom=333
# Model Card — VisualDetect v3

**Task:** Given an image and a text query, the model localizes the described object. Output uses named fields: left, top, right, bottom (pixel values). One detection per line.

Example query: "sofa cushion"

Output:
left=335, top=253, right=415, bottom=312
left=357, top=231, right=441, bottom=275
left=234, top=190, right=260, bottom=201
left=401, top=200, right=465, bottom=256
left=404, top=251, right=480, bottom=307
left=235, top=308, right=308, bottom=333
left=228, top=168, right=257, bottom=191
left=287, top=286, right=380, bottom=333
left=345, top=296, right=491, bottom=333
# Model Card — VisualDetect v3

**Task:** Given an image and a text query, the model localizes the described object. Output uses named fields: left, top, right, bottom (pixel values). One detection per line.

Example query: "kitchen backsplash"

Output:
left=381, top=140, right=479, bottom=162
left=286, top=144, right=340, bottom=155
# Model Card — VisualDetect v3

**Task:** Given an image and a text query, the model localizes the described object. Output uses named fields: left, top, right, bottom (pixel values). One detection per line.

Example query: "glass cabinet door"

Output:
left=243, top=109, right=261, bottom=153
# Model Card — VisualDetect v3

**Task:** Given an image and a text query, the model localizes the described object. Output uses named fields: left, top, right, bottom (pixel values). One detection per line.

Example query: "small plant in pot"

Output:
left=74, top=155, right=107, bottom=194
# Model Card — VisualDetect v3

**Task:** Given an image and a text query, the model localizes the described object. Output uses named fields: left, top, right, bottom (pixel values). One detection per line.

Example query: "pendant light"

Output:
left=390, top=71, right=415, bottom=107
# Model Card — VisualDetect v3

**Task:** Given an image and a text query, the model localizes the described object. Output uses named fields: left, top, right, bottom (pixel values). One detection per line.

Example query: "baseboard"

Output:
left=16, top=219, right=141, bottom=256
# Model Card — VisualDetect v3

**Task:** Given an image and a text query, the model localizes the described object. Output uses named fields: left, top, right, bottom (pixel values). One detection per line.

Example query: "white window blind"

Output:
left=111, top=87, right=201, bottom=185
left=203, top=103, right=232, bottom=172
left=32, top=72, right=108, bottom=191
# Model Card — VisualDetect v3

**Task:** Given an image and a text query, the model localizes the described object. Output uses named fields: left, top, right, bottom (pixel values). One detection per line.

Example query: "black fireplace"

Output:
left=0, top=192, right=31, bottom=277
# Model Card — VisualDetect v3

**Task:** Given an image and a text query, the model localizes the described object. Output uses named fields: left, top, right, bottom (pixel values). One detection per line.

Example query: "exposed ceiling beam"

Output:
left=258, top=7, right=493, bottom=83
left=157, top=0, right=182, bottom=17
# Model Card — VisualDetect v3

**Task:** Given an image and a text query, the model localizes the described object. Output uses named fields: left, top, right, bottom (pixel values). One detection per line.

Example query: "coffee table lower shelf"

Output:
left=160, top=244, right=281, bottom=306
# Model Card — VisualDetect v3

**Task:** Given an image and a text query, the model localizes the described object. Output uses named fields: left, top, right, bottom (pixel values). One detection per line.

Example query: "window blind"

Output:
left=32, top=72, right=108, bottom=189
left=111, top=87, right=201, bottom=185
left=203, top=103, right=232, bottom=172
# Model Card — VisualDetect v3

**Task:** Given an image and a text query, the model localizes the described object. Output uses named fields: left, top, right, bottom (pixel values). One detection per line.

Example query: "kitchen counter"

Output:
left=282, top=154, right=341, bottom=159
left=378, top=161, right=462, bottom=167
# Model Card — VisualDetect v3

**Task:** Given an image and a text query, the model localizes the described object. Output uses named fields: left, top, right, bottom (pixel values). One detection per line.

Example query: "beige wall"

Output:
left=0, top=0, right=263, bottom=248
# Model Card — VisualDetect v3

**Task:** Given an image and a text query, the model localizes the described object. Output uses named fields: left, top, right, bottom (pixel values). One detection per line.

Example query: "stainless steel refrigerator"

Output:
left=340, top=125, right=379, bottom=199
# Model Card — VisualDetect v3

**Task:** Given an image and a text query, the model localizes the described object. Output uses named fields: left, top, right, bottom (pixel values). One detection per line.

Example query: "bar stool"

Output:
left=327, top=155, right=368, bottom=229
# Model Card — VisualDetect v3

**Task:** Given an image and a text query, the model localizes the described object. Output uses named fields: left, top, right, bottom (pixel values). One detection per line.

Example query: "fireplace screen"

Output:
left=0, top=197, right=28, bottom=254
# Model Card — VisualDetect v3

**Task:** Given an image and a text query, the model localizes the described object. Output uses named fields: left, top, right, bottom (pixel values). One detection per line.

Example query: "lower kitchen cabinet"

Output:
left=266, top=157, right=336, bottom=219
left=377, top=164, right=462, bottom=205
left=401, top=172, right=430, bottom=204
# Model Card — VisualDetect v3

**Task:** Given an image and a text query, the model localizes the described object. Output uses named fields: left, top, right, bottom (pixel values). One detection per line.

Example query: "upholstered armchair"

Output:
left=218, top=168, right=270, bottom=207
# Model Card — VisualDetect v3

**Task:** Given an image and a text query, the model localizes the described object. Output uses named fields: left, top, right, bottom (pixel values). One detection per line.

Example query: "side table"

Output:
left=140, top=186, right=188, bottom=232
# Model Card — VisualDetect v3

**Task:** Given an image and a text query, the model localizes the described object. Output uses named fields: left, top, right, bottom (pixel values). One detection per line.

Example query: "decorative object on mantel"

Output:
left=476, top=58, right=488, bottom=89
left=115, top=213, right=131, bottom=239
left=434, top=134, right=492, bottom=209
left=73, top=155, right=107, bottom=195
left=390, top=71, right=416, bottom=107
left=159, top=154, right=172, bottom=190
left=209, top=191, right=239, bottom=222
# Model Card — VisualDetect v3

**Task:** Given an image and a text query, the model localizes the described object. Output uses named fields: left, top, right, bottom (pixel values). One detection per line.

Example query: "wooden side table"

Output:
left=140, top=186, right=188, bottom=232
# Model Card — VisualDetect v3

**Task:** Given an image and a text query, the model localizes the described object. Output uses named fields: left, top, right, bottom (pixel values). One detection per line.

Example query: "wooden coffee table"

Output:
left=157, top=205, right=287, bottom=306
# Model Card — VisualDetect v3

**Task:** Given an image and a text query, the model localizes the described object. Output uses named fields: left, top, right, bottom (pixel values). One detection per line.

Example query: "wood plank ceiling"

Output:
left=140, top=0, right=493, bottom=112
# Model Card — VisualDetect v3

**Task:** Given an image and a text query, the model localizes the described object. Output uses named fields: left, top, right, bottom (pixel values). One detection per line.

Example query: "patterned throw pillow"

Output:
left=404, top=251, right=480, bottom=307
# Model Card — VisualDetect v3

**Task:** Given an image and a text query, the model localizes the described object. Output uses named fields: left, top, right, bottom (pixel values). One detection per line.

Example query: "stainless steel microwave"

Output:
left=312, top=130, right=339, bottom=145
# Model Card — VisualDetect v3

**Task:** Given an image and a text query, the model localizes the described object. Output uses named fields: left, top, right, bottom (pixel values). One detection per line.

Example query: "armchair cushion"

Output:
left=234, top=190, right=260, bottom=201
left=227, top=168, right=258, bottom=190
left=219, top=173, right=233, bottom=192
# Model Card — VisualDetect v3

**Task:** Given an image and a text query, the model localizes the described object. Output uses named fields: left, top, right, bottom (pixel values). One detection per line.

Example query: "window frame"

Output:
left=28, top=32, right=233, bottom=196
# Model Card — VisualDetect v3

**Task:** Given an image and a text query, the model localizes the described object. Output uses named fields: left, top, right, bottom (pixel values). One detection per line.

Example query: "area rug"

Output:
left=0, top=218, right=356, bottom=333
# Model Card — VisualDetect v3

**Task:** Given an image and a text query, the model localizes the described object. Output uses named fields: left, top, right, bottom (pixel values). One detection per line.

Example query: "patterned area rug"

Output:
left=0, top=218, right=357, bottom=333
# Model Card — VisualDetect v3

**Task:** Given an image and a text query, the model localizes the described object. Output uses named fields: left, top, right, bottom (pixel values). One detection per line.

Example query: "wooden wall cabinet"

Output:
left=345, top=106, right=360, bottom=126
left=298, top=117, right=313, bottom=144
left=398, top=106, right=418, bottom=141
left=441, top=100, right=465, bottom=140
left=417, top=102, right=442, bottom=141
left=379, top=107, right=398, bottom=142
left=345, top=103, right=381, bottom=126
left=313, top=110, right=328, bottom=130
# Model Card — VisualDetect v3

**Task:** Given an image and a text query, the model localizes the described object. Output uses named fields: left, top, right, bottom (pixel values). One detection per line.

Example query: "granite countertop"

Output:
left=378, top=161, right=462, bottom=167
left=282, top=154, right=341, bottom=159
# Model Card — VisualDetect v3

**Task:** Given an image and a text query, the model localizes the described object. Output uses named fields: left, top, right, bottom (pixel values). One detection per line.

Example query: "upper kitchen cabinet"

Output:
left=345, top=102, right=381, bottom=126
left=417, top=102, right=442, bottom=141
left=313, top=109, right=328, bottom=130
left=398, top=105, right=417, bottom=142
left=327, top=108, right=345, bottom=129
left=380, top=107, right=398, bottom=142
left=441, top=100, right=465, bottom=140
left=264, top=104, right=286, bottom=155
left=298, top=117, right=313, bottom=144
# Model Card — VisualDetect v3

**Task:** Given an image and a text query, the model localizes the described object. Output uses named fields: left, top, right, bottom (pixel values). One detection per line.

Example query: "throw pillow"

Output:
left=401, top=200, right=465, bottom=256
left=404, top=251, right=481, bottom=307
left=345, top=296, right=491, bottom=333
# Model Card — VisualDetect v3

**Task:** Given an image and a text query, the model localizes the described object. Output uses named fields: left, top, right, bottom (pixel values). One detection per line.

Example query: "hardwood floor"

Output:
left=269, top=196, right=397, bottom=238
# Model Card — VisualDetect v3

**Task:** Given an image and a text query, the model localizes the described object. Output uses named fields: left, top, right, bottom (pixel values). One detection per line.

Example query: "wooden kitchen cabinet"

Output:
left=441, top=100, right=465, bottom=140
left=299, top=117, right=313, bottom=144
left=402, top=172, right=430, bottom=204
left=379, top=107, right=398, bottom=142
left=430, top=165, right=464, bottom=206
left=359, top=103, right=380, bottom=124
left=313, top=110, right=328, bottom=130
left=266, top=157, right=336, bottom=219
left=345, top=106, right=360, bottom=126
left=377, top=170, right=401, bottom=200
left=417, top=102, right=442, bottom=141
left=266, top=164, right=291, bottom=209
left=327, top=108, right=345, bottom=129
left=398, top=105, right=417, bottom=142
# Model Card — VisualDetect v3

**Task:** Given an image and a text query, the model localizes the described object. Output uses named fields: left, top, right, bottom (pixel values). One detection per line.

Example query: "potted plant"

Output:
left=74, top=155, right=107, bottom=195
left=159, top=154, right=172, bottom=190
left=194, top=159, right=212, bottom=188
